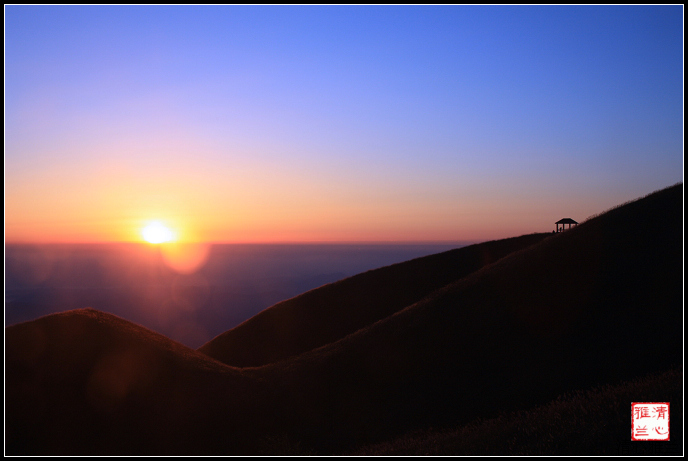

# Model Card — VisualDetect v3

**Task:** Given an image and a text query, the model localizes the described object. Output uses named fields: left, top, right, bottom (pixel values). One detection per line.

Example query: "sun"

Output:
left=142, top=221, right=176, bottom=244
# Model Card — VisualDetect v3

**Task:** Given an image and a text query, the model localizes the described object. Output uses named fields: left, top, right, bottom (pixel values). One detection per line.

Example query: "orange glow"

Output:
left=3, top=153, right=598, bottom=244
left=160, top=242, right=211, bottom=274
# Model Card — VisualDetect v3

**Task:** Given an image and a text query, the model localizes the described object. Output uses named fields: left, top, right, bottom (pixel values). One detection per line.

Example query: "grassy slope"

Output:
left=5, top=183, right=683, bottom=455
left=199, top=233, right=550, bottom=367
left=250, top=183, right=683, bottom=452
left=5, top=308, right=274, bottom=455
left=354, top=367, right=683, bottom=456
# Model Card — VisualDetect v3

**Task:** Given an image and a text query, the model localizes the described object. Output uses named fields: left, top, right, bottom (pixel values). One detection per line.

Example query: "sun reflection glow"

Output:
left=161, top=243, right=211, bottom=274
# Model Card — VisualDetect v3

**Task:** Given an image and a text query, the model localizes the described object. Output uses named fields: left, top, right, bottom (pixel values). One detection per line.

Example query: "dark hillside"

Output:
left=5, top=309, right=270, bottom=455
left=250, top=183, right=683, bottom=452
left=354, top=367, right=683, bottom=455
left=199, top=233, right=550, bottom=367
left=5, top=183, right=682, bottom=455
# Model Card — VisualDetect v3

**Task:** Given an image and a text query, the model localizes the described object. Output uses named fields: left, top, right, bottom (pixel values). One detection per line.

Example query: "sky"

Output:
left=5, top=5, right=684, bottom=243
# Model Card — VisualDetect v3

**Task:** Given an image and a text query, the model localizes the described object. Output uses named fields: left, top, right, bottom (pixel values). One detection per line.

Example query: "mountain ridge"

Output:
left=5, top=182, right=683, bottom=455
left=199, top=232, right=551, bottom=367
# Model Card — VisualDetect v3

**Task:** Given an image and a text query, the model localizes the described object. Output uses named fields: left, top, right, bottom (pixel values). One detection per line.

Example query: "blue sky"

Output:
left=5, top=5, right=684, bottom=242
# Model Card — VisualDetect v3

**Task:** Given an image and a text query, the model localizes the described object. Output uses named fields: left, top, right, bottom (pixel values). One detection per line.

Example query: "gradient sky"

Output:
left=5, top=6, right=684, bottom=243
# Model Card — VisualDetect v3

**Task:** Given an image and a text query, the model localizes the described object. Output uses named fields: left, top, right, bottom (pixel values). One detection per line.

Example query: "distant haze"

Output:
left=5, top=6, right=683, bottom=243
left=5, top=242, right=466, bottom=347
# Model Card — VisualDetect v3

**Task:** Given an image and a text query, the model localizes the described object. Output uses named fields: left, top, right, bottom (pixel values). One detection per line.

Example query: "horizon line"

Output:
left=4, top=239, right=486, bottom=246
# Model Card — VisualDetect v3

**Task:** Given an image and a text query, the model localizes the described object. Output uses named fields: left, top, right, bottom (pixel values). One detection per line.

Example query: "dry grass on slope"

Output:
left=6, top=184, right=682, bottom=456
left=354, top=367, right=683, bottom=456
left=6, top=308, right=274, bottom=455
left=199, top=233, right=551, bottom=367
left=250, top=183, right=683, bottom=453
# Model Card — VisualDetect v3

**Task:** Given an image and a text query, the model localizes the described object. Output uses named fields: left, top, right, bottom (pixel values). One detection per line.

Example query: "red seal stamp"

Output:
left=632, top=402, right=669, bottom=441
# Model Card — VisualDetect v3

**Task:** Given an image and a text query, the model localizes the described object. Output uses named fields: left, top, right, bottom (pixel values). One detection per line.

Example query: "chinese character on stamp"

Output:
left=632, top=402, right=669, bottom=441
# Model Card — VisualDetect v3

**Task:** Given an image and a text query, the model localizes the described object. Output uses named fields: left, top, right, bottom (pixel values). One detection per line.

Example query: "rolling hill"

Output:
left=198, top=232, right=551, bottom=367
left=5, top=308, right=275, bottom=455
left=5, top=183, right=683, bottom=455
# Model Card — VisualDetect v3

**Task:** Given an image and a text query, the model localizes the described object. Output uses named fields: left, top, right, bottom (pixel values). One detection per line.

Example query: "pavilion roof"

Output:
left=555, top=218, right=578, bottom=225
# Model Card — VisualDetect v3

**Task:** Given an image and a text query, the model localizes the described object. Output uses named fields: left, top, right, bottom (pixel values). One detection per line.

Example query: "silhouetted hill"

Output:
left=5, top=183, right=683, bottom=455
left=246, top=182, right=683, bottom=451
left=5, top=308, right=274, bottom=455
left=199, top=233, right=550, bottom=367
left=353, top=367, right=682, bottom=455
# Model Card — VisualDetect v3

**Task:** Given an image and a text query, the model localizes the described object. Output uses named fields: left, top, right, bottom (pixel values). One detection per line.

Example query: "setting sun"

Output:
left=142, top=221, right=176, bottom=244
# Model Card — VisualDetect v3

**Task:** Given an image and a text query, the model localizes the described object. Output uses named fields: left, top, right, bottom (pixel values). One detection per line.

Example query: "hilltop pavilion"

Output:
left=555, top=218, right=578, bottom=232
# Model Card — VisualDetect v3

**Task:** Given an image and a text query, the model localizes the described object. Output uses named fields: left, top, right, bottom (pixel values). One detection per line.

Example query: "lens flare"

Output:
left=160, top=243, right=210, bottom=274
